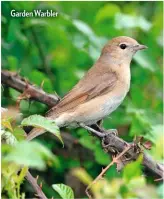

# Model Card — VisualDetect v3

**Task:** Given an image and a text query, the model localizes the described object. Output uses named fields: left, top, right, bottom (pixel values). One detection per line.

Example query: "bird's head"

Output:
left=101, top=36, right=147, bottom=63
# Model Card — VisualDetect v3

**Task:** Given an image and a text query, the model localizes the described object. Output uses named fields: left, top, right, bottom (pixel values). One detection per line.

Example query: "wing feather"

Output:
left=46, top=69, right=117, bottom=118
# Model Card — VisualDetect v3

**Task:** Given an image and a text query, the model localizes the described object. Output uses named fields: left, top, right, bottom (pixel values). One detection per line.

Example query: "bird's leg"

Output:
left=79, top=122, right=118, bottom=138
left=79, top=123, right=106, bottom=138
left=95, top=120, right=105, bottom=132
left=89, top=120, right=106, bottom=134
left=97, top=119, right=103, bottom=128
left=92, top=120, right=118, bottom=136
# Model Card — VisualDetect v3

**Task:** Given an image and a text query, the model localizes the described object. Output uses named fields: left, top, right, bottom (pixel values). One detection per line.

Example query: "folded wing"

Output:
left=46, top=69, right=117, bottom=118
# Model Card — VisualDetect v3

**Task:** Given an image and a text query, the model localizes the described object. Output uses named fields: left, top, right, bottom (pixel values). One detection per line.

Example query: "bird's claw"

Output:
left=105, top=129, right=118, bottom=136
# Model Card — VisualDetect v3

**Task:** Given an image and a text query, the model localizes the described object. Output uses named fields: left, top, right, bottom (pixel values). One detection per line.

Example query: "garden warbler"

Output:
left=26, top=36, right=147, bottom=141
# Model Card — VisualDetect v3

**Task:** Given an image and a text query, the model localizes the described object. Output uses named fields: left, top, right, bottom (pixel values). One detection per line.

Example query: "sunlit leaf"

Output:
left=146, top=125, right=164, bottom=160
left=1, top=129, right=18, bottom=146
left=94, top=147, right=110, bottom=165
left=1, top=119, right=13, bottom=132
left=115, top=13, right=152, bottom=31
left=13, top=127, right=26, bottom=141
left=24, top=19, right=48, bottom=28
left=123, top=155, right=143, bottom=183
left=52, top=184, right=74, bottom=199
left=157, top=183, right=164, bottom=199
left=134, top=51, right=157, bottom=72
left=21, top=115, right=63, bottom=144
left=96, top=3, right=120, bottom=23
left=2, top=141, right=58, bottom=170
left=72, top=167, right=93, bottom=185
left=16, top=167, right=28, bottom=185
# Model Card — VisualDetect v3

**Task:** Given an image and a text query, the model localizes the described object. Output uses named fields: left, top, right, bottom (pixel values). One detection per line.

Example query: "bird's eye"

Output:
left=119, top=43, right=127, bottom=50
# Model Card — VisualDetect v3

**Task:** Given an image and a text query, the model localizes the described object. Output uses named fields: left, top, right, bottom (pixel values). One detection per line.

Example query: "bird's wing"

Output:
left=46, top=70, right=117, bottom=117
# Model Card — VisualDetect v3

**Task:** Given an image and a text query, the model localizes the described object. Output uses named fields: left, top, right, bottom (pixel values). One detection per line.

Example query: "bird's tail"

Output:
left=26, top=128, right=46, bottom=141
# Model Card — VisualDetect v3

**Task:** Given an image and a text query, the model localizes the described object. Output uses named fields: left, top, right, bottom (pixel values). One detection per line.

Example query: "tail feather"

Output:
left=26, top=128, right=46, bottom=141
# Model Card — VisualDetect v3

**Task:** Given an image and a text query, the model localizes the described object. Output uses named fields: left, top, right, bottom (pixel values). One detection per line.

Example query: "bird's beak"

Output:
left=134, top=44, right=148, bottom=51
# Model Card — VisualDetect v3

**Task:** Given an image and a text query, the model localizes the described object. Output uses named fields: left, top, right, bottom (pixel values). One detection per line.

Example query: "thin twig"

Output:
left=85, top=145, right=132, bottom=199
left=25, top=171, right=48, bottom=199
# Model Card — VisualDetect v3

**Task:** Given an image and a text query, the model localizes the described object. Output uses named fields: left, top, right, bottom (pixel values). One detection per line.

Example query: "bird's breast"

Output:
left=118, top=64, right=131, bottom=92
left=101, top=92, right=126, bottom=117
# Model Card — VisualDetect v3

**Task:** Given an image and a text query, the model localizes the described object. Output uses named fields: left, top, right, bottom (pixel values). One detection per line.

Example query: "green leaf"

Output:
left=146, top=124, right=163, bottom=142
left=2, top=119, right=13, bottom=132
left=13, top=127, right=26, bottom=141
left=7, top=56, right=18, bottom=71
left=79, top=134, right=95, bottom=150
left=21, top=115, right=63, bottom=144
left=129, top=117, right=143, bottom=136
left=146, top=125, right=163, bottom=160
left=123, top=155, right=143, bottom=183
left=9, top=88, right=20, bottom=101
left=134, top=51, right=157, bottom=72
left=73, top=19, right=94, bottom=39
left=157, top=183, right=164, bottom=199
left=115, top=13, right=152, bottom=31
left=28, top=70, right=53, bottom=92
left=2, top=141, right=58, bottom=170
left=16, top=167, right=28, bottom=185
left=127, top=176, right=146, bottom=191
left=72, top=168, right=93, bottom=185
left=94, top=147, right=110, bottom=165
left=96, top=3, right=120, bottom=23
left=10, top=1, right=38, bottom=10
left=72, top=19, right=102, bottom=47
left=52, top=184, right=74, bottom=199
left=24, top=18, right=48, bottom=29
left=1, top=129, right=18, bottom=146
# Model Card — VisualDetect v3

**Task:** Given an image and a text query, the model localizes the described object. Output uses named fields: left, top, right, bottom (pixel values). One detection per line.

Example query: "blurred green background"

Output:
left=2, top=1, right=163, bottom=199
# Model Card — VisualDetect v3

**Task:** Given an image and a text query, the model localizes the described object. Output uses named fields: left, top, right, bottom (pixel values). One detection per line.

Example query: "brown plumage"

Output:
left=46, top=66, right=117, bottom=118
left=26, top=36, right=147, bottom=141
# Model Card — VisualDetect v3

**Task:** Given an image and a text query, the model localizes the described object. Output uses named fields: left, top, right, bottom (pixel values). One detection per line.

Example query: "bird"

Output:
left=26, top=36, right=147, bottom=141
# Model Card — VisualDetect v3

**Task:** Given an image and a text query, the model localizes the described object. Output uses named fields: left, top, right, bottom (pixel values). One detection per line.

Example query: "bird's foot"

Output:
left=101, top=129, right=119, bottom=153
left=105, top=129, right=118, bottom=136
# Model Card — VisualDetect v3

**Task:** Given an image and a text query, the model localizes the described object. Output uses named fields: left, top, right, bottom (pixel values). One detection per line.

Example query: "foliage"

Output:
left=52, top=184, right=74, bottom=199
left=1, top=1, right=163, bottom=199
left=1, top=111, right=66, bottom=198
left=72, top=159, right=159, bottom=199
left=21, top=114, right=63, bottom=144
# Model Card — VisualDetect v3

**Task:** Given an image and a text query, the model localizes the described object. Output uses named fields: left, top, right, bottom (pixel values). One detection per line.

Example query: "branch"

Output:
left=99, top=130, right=163, bottom=178
left=1, top=70, right=60, bottom=107
left=85, top=131, right=163, bottom=198
left=2, top=70, right=163, bottom=179
left=25, top=171, right=48, bottom=199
